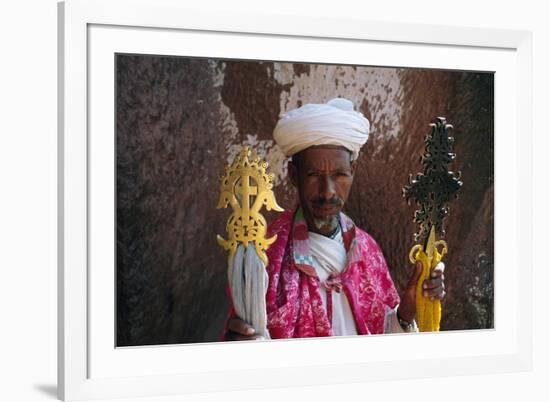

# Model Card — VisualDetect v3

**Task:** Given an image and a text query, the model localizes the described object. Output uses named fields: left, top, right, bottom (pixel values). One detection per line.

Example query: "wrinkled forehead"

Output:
left=294, top=145, right=353, bottom=169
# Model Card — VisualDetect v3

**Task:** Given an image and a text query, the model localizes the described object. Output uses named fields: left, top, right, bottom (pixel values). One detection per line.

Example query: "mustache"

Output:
left=311, top=196, right=344, bottom=207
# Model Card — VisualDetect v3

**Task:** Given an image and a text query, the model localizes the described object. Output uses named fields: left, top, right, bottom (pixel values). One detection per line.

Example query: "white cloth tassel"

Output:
left=244, top=243, right=270, bottom=339
left=228, top=243, right=270, bottom=339
left=228, top=245, right=246, bottom=322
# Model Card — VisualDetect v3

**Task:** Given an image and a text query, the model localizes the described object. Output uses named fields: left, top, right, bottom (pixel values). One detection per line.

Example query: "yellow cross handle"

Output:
left=408, top=227, right=447, bottom=332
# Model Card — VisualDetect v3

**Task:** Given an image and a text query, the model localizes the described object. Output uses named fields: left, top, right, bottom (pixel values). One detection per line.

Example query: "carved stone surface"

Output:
left=116, top=55, right=494, bottom=346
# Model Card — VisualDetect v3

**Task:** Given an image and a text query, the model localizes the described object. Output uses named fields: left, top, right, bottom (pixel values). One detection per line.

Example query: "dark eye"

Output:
left=336, top=171, right=350, bottom=177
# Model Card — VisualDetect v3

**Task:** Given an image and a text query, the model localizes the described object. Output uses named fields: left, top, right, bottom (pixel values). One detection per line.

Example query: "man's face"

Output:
left=289, top=146, right=355, bottom=236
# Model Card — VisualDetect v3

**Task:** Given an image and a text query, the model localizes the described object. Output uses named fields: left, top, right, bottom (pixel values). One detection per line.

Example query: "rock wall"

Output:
left=116, top=54, right=494, bottom=346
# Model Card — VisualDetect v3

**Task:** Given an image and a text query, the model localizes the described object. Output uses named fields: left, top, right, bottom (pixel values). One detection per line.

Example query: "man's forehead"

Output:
left=296, top=145, right=353, bottom=167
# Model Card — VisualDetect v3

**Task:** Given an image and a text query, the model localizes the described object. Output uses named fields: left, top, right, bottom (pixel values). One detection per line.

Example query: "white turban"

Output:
left=273, top=98, right=370, bottom=161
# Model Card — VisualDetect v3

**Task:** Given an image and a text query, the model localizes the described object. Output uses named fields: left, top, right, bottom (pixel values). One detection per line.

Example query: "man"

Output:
left=225, top=98, right=445, bottom=340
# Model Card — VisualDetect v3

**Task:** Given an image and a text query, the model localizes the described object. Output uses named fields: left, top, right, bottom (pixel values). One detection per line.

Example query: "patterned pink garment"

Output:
left=265, top=208, right=400, bottom=338
left=223, top=207, right=400, bottom=339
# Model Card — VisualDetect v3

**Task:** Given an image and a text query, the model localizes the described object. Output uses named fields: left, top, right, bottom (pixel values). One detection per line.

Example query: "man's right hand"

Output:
left=225, top=317, right=261, bottom=341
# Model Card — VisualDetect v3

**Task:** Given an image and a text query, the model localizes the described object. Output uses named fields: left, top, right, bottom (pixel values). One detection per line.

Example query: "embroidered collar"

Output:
left=291, top=207, right=362, bottom=277
left=329, top=224, right=341, bottom=240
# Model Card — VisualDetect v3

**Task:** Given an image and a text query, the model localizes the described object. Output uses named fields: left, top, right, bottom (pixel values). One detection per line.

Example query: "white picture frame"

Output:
left=58, top=0, right=533, bottom=400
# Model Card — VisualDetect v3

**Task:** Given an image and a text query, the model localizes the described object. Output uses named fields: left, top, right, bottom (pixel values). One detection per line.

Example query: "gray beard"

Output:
left=313, top=216, right=339, bottom=233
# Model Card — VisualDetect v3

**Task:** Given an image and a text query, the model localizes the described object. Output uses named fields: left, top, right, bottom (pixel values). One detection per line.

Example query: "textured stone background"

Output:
left=116, top=54, right=494, bottom=346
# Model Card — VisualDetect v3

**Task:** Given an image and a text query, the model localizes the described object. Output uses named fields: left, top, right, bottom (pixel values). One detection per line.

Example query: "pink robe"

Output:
left=225, top=207, right=400, bottom=339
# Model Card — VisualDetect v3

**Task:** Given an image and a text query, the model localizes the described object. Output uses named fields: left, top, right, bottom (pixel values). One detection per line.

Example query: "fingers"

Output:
left=227, top=317, right=256, bottom=336
left=423, top=275, right=444, bottom=290
left=422, top=287, right=446, bottom=300
left=406, top=262, right=423, bottom=289
left=423, top=262, right=445, bottom=290
left=414, top=261, right=423, bottom=279
left=225, top=317, right=260, bottom=341
left=422, top=263, right=446, bottom=300
left=407, top=261, right=447, bottom=300
left=433, top=262, right=445, bottom=275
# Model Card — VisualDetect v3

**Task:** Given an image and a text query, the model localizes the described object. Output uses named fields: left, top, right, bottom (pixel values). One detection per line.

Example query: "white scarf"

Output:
left=308, top=231, right=358, bottom=336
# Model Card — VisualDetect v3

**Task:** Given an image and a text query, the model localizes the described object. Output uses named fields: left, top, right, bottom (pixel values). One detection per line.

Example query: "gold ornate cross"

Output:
left=235, top=174, right=257, bottom=237
left=217, top=147, right=283, bottom=265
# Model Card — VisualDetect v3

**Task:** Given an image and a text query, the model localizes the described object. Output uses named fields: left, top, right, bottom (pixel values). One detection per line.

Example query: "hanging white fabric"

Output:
left=228, top=243, right=270, bottom=339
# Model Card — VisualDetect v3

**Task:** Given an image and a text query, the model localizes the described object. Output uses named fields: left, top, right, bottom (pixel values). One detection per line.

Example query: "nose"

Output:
left=319, top=176, right=336, bottom=200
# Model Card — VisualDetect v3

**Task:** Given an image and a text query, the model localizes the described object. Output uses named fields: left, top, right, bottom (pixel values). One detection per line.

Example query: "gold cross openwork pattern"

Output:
left=217, top=147, right=284, bottom=265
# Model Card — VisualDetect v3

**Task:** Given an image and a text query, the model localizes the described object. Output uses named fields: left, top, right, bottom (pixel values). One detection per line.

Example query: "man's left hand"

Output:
left=397, top=262, right=446, bottom=323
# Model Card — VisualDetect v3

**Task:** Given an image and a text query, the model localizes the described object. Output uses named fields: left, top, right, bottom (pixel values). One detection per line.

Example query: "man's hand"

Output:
left=397, top=262, right=446, bottom=323
left=224, top=317, right=262, bottom=341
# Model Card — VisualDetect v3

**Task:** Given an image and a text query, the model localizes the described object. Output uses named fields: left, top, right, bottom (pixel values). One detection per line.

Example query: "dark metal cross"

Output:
left=403, top=117, right=463, bottom=248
